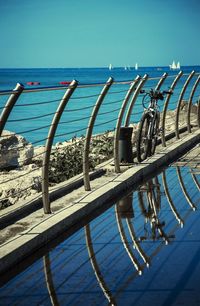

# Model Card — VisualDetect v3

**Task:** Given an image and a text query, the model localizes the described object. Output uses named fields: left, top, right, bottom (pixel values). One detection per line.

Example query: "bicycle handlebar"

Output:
left=140, top=88, right=173, bottom=109
left=140, top=88, right=173, bottom=100
left=162, top=90, right=173, bottom=95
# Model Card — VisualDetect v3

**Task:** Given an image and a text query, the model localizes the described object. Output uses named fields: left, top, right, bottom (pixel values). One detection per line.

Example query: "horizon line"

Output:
left=0, top=64, right=199, bottom=69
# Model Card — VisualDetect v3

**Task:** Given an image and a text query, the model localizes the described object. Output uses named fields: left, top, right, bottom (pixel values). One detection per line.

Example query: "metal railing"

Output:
left=0, top=71, right=199, bottom=214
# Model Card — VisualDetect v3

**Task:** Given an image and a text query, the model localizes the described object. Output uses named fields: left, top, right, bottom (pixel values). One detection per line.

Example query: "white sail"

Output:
left=135, top=63, right=138, bottom=70
left=171, top=60, right=177, bottom=69
left=109, top=64, right=113, bottom=70
left=169, top=60, right=180, bottom=70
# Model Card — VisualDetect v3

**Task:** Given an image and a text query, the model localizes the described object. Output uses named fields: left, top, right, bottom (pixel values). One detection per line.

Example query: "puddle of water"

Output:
left=0, top=164, right=199, bottom=306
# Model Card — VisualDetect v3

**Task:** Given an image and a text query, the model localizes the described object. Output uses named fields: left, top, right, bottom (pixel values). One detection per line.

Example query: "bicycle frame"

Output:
left=145, top=100, right=160, bottom=144
left=138, top=179, right=170, bottom=244
left=137, top=89, right=171, bottom=162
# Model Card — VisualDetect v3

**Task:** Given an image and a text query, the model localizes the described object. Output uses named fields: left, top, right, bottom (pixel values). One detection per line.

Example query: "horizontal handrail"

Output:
left=1, top=72, right=199, bottom=96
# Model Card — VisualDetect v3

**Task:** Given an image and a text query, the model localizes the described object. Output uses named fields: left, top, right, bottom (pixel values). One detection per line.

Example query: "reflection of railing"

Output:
left=176, top=166, right=197, bottom=211
left=30, top=161, right=198, bottom=305
left=191, top=170, right=200, bottom=191
left=85, top=224, right=117, bottom=306
left=0, top=71, right=199, bottom=213
left=116, top=202, right=143, bottom=275
left=85, top=166, right=198, bottom=304
left=137, top=177, right=172, bottom=245
left=43, top=253, right=59, bottom=306
left=162, top=170, right=184, bottom=226
left=118, top=194, right=150, bottom=267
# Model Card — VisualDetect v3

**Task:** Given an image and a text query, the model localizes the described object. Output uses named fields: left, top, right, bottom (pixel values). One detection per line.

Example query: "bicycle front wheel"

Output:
left=136, top=113, right=150, bottom=162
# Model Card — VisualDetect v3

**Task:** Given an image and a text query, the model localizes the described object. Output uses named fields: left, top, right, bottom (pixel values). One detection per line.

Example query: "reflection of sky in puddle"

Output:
left=0, top=164, right=199, bottom=306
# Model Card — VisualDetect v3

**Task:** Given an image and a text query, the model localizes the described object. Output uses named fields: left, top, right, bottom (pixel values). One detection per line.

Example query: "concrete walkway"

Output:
left=0, top=130, right=199, bottom=276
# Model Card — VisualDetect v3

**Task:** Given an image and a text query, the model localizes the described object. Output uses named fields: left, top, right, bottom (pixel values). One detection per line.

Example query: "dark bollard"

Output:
left=117, top=193, right=134, bottom=219
left=118, top=127, right=133, bottom=163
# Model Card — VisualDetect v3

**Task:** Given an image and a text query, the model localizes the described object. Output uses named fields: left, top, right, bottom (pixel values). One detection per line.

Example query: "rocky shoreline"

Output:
left=0, top=131, right=114, bottom=209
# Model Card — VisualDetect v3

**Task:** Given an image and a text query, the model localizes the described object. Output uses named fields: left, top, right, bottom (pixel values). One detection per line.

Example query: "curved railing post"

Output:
left=114, top=75, right=140, bottom=173
left=83, top=77, right=114, bottom=191
left=154, top=72, right=168, bottom=91
left=198, top=97, right=200, bottom=128
left=161, top=71, right=183, bottom=147
left=187, top=75, right=200, bottom=133
left=42, top=80, right=78, bottom=214
left=124, top=74, right=148, bottom=127
left=175, top=70, right=195, bottom=139
left=0, top=83, right=24, bottom=137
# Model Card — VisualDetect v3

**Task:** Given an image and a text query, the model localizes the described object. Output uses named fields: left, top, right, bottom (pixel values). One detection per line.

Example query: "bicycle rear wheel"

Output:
left=149, top=113, right=160, bottom=156
left=136, top=113, right=150, bottom=162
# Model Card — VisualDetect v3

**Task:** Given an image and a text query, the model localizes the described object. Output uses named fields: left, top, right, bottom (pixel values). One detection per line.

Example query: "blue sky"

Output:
left=0, top=0, right=199, bottom=68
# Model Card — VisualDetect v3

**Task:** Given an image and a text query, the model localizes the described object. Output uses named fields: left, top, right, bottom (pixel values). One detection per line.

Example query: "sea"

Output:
left=0, top=66, right=199, bottom=145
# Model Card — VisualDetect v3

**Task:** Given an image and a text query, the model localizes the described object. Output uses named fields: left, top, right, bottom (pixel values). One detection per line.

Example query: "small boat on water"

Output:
left=26, top=81, right=40, bottom=86
left=59, top=81, right=71, bottom=85
left=109, top=64, right=113, bottom=70
left=135, top=63, right=138, bottom=70
left=124, top=65, right=131, bottom=71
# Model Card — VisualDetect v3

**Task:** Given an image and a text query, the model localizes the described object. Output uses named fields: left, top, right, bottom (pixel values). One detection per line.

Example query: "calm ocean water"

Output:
left=0, top=66, right=199, bottom=144
left=1, top=66, right=200, bottom=89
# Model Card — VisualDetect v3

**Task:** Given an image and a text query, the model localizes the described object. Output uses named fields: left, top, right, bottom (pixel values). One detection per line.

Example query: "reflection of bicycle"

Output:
left=138, top=177, right=175, bottom=244
left=136, top=89, right=172, bottom=162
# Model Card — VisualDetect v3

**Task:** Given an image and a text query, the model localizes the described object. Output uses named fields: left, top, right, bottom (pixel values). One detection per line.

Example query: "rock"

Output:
left=180, top=100, right=198, bottom=113
left=0, top=130, right=34, bottom=170
left=0, top=164, right=41, bottom=207
left=129, top=123, right=139, bottom=144
left=32, top=176, right=42, bottom=192
left=0, top=198, right=12, bottom=209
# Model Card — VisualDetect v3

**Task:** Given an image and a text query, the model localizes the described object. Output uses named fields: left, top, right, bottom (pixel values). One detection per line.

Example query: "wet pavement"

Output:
left=0, top=160, right=199, bottom=305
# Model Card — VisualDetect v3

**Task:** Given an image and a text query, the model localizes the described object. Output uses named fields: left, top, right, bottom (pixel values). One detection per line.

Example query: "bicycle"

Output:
left=138, top=177, right=175, bottom=244
left=136, top=88, right=172, bottom=162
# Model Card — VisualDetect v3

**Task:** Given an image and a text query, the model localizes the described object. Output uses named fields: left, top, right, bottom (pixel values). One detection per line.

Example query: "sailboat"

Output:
left=109, top=64, right=113, bottom=70
left=124, top=65, right=131, bottom=71
left=135, top=63, right=138, bottom=70
left=170, top=60, right=177, bottom=70
left=169, top=60, right=181, bottom=70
